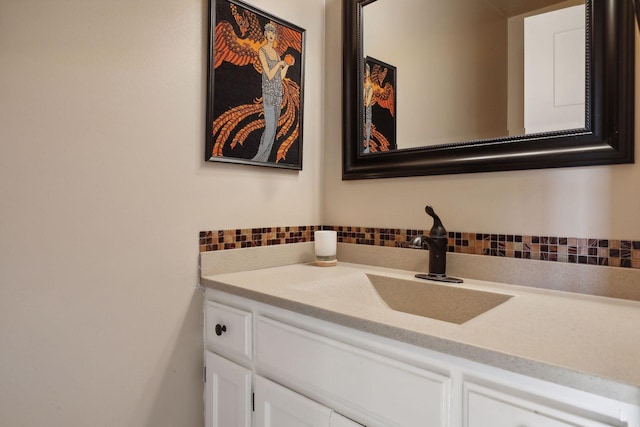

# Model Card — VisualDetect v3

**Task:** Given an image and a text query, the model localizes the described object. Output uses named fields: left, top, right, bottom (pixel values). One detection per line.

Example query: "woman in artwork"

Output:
left=252, top=22, right=294, bottom=162
left=363, top=62, right=374, bottom=154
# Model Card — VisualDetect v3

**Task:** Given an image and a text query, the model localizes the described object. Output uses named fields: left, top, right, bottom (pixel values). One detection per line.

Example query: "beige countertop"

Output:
left=201, top=261, right=640, bottom=405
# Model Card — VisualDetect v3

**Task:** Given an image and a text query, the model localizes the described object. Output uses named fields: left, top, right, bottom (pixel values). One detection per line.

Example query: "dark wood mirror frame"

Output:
left=342, top=0, right=635, bottom=180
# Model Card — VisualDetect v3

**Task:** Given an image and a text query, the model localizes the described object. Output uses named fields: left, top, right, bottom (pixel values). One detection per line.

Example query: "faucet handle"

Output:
left=425, top=205, right=447, bottom=237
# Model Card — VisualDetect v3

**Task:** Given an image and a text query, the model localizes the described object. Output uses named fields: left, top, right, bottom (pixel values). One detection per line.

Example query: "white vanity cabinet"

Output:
left=204, top=289, right=638, bottom=427
left=254, top=375, right=331, bottom=426
left=255, top=315, right=450, bottom=426
left=205, top=301, right=253, bottom=363
left=204, top=301, right=254, bottom=427
left=463, top=382, right=624, bottom=427
left=205, top=299, right=365, bottom=427
left=254, top=376, right=363, bottom=427
left=205, top=351, right=252, bottom=427
left=330, top=413, right=364, bottom=427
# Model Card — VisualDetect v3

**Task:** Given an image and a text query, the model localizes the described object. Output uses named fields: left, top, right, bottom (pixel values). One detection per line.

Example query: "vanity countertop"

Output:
left=200, top=262, right=640, bottom=405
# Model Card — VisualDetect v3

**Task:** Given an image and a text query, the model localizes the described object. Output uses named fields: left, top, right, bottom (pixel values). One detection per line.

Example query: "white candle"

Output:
left=314, top=230, right=337, bottom=266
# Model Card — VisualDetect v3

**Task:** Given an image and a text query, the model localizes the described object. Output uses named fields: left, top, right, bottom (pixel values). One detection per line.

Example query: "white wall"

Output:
left=324, top=0, right=640, bottom=241
left=0, top=0, right=324, bottom=425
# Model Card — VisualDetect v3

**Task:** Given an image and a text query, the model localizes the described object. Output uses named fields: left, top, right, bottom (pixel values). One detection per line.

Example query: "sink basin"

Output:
left=365, top=274, right=513, bottom=324
left=297, top=271, right=512, bottom=324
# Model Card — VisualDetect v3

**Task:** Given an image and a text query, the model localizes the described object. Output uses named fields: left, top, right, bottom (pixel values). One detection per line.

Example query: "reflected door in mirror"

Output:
left=524, top=5, right=585, bottom=133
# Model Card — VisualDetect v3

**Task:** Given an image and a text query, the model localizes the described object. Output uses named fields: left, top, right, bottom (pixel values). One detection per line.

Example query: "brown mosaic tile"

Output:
left=198, top=225, right=640, bottom=271
left=197, top=225, right=322, bottom=251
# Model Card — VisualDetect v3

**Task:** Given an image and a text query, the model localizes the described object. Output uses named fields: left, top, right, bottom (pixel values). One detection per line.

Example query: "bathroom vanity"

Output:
left=200, top=259, right=640, bottom=427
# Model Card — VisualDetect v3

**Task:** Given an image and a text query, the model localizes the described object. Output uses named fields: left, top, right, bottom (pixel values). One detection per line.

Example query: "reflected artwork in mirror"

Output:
left=363, top=56, right=397, bottom=153
left=342, top=0, right=635, bottom=179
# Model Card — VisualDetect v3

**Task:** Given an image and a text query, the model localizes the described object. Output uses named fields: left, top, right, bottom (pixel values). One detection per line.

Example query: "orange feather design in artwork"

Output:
left=370, top=63, right=395, bottom=117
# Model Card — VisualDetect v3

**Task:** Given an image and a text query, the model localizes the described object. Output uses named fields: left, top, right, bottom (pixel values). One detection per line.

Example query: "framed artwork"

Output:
left=206, top=0, right=306, bottom=170
left=363, top=56, right=396, bottom=154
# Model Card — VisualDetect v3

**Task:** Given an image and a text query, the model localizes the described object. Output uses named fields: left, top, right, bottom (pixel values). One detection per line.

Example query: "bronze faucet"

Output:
left=409, top=206, right=463, bottom=283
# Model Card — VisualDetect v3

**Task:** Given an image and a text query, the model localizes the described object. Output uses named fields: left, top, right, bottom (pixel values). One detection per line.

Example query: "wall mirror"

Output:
left=342, top=0, right=635, bottom=179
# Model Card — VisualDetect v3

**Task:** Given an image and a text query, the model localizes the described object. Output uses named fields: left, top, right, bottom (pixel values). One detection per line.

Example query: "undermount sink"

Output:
left=365, top=274, right=513, bottom=324
left=298, top=271, right=513, bottom=324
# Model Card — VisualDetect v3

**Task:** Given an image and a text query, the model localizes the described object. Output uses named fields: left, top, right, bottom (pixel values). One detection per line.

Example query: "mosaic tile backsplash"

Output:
left=199, top=226, right=640, bottom=269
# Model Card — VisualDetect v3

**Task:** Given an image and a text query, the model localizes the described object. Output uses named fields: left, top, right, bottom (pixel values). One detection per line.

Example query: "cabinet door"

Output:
left=205, top=352, right=252, bottom=427
left=254, top=375, right=331, bottom=427
left=329, top=412, right=364, bottom=427
left=465, top=382, right=621, bottom=427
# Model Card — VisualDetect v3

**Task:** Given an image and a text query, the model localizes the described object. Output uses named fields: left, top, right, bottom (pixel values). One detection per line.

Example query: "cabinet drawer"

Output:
left=206, top=301, right=252, bottom=362
left=464, top=382, right=624, bottom=427
left=256, top=316, right=450, bottom=427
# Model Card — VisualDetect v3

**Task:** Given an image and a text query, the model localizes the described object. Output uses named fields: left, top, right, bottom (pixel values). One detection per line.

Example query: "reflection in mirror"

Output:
left=343, top=0, right=634, bottom=179
left=361, top=0, right=586, bottom=153
left=363, top=56, right=397, bottom=153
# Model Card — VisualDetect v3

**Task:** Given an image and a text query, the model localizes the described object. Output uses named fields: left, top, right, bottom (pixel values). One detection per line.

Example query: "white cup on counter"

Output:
left=314, top=230, right=337, bottom=266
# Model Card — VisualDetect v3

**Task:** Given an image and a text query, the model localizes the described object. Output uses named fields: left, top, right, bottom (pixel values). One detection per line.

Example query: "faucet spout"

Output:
left=409, top=234, right=448, bottom=276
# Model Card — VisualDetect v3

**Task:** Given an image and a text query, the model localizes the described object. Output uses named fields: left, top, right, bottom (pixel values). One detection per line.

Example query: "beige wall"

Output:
left=0, top=0, right=324, bottom=425
left=324, top=0, right=640, bottom=241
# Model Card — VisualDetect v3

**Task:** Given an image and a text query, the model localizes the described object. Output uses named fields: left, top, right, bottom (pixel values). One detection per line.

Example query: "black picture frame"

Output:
left=363, top=56, right=397, bottom=153
left=206, top=0, right=306, bottom=170
left=343, top=0, right=634, bottom=179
